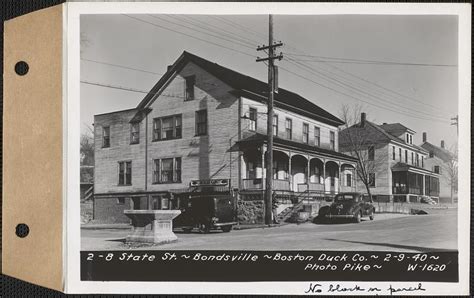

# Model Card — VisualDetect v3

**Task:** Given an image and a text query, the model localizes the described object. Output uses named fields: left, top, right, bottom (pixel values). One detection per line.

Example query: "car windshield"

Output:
left=334, top=194, right=357, bottom=202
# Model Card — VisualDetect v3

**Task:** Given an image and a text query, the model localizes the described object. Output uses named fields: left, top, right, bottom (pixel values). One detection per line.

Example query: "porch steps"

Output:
left=275, top=191, right=309, bottom=223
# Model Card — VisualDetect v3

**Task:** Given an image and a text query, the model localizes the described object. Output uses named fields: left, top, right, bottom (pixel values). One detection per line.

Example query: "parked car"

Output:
left=318, top=192, right=375, bottom=223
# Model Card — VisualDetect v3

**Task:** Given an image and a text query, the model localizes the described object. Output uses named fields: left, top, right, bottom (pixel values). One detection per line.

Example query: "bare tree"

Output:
left=339, top=104, right=388, bottom=199
left=81, top=124, right=95, bottom=166
left=442, top=144, right=458, bottom=204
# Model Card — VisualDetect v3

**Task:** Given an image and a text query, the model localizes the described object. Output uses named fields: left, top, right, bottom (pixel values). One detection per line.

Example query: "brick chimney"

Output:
left=422, top=132, right=427, bottom=143
left=361, top=112, right=366, bottom=127
left=441, top=140, right=445, bottom=149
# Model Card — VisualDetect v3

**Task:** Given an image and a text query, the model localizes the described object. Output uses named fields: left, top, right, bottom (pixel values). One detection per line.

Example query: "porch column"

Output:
left=288, top=151, right=292, bottom=191
left=261, top=145, right=266, bottom=190
left=307, top=155, right=310, bottom=189
left=422, top=174, right=425, bottom=196
left=338, top=162, right=341, bottom=193
left=323, top=160, right=326, bottom=193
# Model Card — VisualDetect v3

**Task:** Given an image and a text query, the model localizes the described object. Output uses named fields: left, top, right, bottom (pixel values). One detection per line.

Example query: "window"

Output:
left=399, top=148, right=402, bottom=161
left=117, top=198, right=125, bottom=205
left=411, top=152, right=414, bottom=165
left=118, top=161, right=132, bottom=185
left=303, top=123, right=309, bottom=144
left=102, top=126, right=110, bottom=148
left=153, top=157, right=182, bottom=183
left=272, top=115, right=278, bottom=137
left=130, top=122, right=139, bottom=144
left=368, top=146, right=375, bottom=161
left=392, top=146, right=396, bottom=160
left=195, top=110, right=208, bottom=136
left=285, top=118, right=292, bottom=139
left=421, top=156, right=424, bottom=168
left=429, top=151, right=434, bottom=158
left=416, top=153, right=419, bottom=167
left=406, top=134, right=409, bottom=143
left=314, top=126, right=320, bottom=147
left=410, top=135, right=413, bottom=144
left=434, top=165, right=440, bottom=174
left=330, top=131, right=335, bottom=150
left=368, top=173, right=376, bottom=187
left=185, top=75, right=195, bottom=101
left=346, top=173, right=352, bottom=187
left=153, top=115, right=182, bottom=141
left=248, top=108, right=257, bottom=131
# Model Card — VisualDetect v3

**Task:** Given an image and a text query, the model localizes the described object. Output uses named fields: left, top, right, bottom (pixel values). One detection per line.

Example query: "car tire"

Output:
left=354, top=211, right=362, bottom=223
left=369, top=208, right=375, bottom=221
left=221, top=225, right=232, bottom=233
left=182, top=227, right=193, bottom=233
left=199, top=224, right=211, bottom=234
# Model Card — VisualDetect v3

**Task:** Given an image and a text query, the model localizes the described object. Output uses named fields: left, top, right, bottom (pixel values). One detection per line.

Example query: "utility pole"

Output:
left=257, top=15, right=283, bottom=225
left=451, top=115, right=458, bottom=136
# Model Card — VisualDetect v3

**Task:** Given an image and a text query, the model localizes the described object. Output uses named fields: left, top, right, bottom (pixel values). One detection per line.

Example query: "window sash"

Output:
left=153, top=115, right=182, bottom=141
left=118, top=161, right=132, bottom=185
left=285, top=119, right=292, bottom=139
left=154, top=158, right=181, bottom=183
left=303, top=123, right=309, bottom=143
left=102, top=127, right=110, bottom=147
left=329, top=131, right=335, bottom=150
left=196, top=110, right=207, bottom=136
left=314, top=127, right=320, bottom=147
left=248, top=108, right=257, bottom=131
left=185, top=75, right=195, bottom=101
left=272, top=115, right=278, bottom=136
left=130, top=123, right=139, bottom=144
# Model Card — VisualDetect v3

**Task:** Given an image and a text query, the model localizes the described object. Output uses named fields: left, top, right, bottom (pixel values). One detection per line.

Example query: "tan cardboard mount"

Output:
left=3, top=4, right=64, bottom=292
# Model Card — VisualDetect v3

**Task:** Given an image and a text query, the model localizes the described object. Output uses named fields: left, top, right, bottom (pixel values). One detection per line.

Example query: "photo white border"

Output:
left=66, top=2, right=471, bottom=294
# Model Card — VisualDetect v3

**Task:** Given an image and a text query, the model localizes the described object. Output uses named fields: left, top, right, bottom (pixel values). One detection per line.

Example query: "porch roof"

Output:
left=391, top=162, right=439, bottom=177
left=236, top=133, right=358, bottom=163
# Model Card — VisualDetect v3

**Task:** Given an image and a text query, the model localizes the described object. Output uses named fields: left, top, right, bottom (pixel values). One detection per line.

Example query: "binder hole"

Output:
left=15, top=223, right=29, bottom=238
left=15, top=61, right=29, bottom=76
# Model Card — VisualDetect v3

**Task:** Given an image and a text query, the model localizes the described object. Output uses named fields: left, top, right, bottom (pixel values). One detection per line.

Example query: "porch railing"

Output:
left=298, top=183, right=325, bottom=192
left=242, top=179, right=290, bottom=191
left=340, top=185, right=356, bottom=193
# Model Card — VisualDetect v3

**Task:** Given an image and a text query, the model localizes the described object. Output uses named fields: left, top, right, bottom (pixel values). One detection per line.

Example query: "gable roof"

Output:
left=136, top=51, right=344, bottom=126
left=420, top=142, right=453, bottom=162
left=237, top=133, right=358, bottom=162
left=379, top=123, right=414, bottom=137
left=339, top=120, right=427, bottom=154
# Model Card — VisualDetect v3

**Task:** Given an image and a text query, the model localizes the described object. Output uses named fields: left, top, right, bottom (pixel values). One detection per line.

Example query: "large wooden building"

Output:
left=339, top=114, right=440, bottom=203
left=93, top=51, right=358, bottom=224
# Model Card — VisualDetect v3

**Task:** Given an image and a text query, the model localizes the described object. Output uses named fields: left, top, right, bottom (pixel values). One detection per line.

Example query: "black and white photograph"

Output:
left=71, top=2, right=470, bottom=295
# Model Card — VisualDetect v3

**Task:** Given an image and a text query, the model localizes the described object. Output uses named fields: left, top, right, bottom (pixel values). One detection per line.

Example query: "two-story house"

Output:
left=420, top=133, right=457, bottom=203
left=92, top=51, right=358, bottom=224
left=339, top=113, right=440, bottom=203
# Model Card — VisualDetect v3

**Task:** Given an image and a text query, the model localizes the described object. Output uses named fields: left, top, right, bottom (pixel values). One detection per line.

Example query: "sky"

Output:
left=80, top=14, right=459, bottom=148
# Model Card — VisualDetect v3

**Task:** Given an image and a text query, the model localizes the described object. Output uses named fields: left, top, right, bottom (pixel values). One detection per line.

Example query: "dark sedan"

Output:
left=318, top=192, right=375, bottom=223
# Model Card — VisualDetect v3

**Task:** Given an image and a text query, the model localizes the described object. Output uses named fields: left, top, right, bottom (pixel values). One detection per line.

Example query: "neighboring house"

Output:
left=339, top=113, right=440, bottom=203
left=420, top=133, right=457, bottom=203
left=93, top=51, right=357, bottom=224
left=80, top=165, right=94, bottom=201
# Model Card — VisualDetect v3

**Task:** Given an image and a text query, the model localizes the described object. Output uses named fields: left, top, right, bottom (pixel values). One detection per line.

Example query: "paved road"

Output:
left=82, top=209, right=457, bottom=252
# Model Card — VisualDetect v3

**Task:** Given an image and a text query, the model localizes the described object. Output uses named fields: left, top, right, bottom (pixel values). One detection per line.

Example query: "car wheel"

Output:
left=199, top=224, right=211, bottom=234
left=182, top=227, right=193, bottom=233
left=354, top=211, right=362, bottom=223
left=369, top=209, right=375, bottom=221
left=221, top=225, right=232, bottom=233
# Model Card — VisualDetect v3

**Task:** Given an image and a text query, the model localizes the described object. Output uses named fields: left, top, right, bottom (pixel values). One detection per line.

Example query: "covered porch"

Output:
left=392, top=162, right=440, bottom=203
left=239, top=142, right=357, bottom=195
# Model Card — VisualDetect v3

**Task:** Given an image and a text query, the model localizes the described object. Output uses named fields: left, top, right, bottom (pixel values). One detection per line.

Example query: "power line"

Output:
left=277, top=65, right=451, bottom=124
left=81, top=58, right=165, bottom=76
left=170, top=14, right=260, bottom=46
left=289, top=53, right=452, bottom=115
left=284, top=56, right=450, bottom=120
left=210, top=15, right=267, bottom=40
left=286, top=53, right=458, bottom=67
left=148, top=14, right=255, bottom=50
left=122, top=14, right=255, bottom=59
